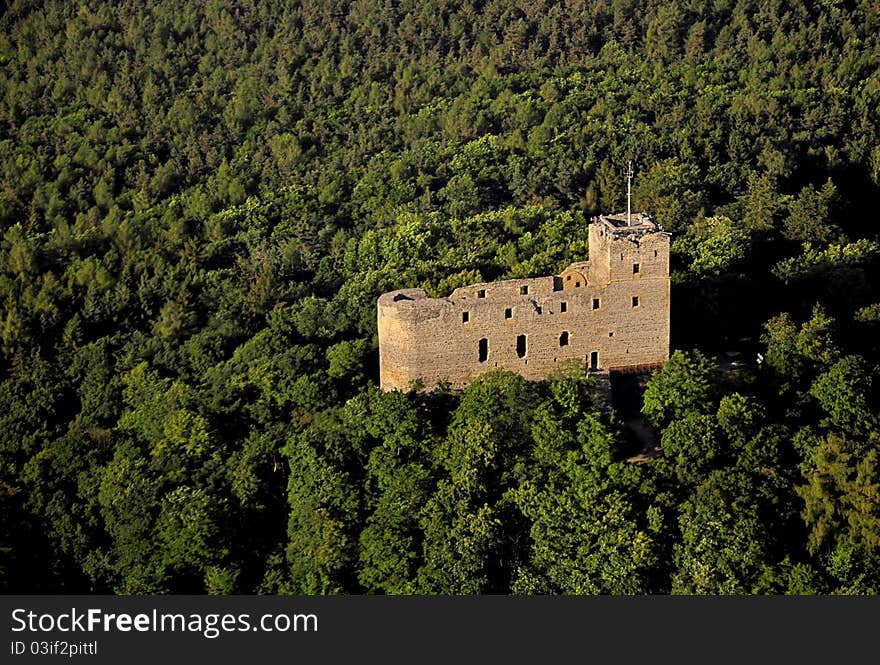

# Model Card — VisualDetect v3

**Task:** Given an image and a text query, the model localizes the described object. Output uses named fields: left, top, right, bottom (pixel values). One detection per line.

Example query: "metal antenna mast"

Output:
left=625, top=161, right=634, bottom=226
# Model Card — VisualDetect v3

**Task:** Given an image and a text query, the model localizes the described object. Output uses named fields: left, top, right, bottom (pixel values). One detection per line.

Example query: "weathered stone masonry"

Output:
left=378, top=212, right=670, bottom=390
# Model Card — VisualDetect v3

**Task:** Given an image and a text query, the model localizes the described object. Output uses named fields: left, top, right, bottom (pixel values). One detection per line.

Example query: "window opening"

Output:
left=516, top=335, right=527, bottom=358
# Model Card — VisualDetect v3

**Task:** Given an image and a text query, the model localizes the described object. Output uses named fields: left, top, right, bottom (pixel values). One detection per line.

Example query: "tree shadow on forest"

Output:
left=609, top=371, right=660, bottom=463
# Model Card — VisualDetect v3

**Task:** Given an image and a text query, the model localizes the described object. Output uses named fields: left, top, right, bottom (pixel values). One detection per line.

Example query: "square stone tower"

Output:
left=588, top=212, right=670, bottom=285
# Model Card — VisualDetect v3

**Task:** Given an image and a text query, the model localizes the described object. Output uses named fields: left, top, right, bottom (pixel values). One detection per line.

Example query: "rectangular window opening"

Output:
left=462, top=311, right=469, bottom=323
left=560, top=301, right=567, bottom=313
left=592, top=298, right=600, bottom=310
left=516, top=334, right=527, bottom=358
left=633, top=263, right=640, bottom=274
left=478, top=338, right=489, bottom=363
left=505, top=307, right=512, bottom=319
left=559, top=331, right=569, bottom=347
left=477, top=289, right=486, bottom=298
left=632, top=296, right=639, bottom=307
left=590, top=351, right=598, bottom=371
left=520, top=285, right=529, bottom=295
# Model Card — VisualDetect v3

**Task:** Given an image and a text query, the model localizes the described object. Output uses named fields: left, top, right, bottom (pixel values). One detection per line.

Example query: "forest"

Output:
left=1, top=0, right=879, bottom=594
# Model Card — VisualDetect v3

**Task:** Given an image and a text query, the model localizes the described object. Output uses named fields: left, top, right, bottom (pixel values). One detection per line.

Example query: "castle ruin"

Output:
left=377, top=212, right=670, bottom=391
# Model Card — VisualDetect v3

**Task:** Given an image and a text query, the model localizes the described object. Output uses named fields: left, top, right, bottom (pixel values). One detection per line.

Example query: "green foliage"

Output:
left=284, top=422, right=360, bottom=594
left=672, top=470, right=796, bottom=594
left=760, top=306, right=842, bottom=392
left=660, top=412, right=723, bottom=485
left=1, top=0, right=880, bottom=595
left=743, top=174, right=781, bottom=231
left=798, top=434, right=880, bottom=592
left=358, top=463, right=431, bottom=594
left=784, top=181, right=840, bottom=244
left=810, top=356, right=878, bottom=436
left=633, top=159, right=705, bottom=231
left=773, top=240, right=880, bottom=284
left=716, top=393, right=765, bottom=448
left=514, top=403, right=659, bottom=593
left=417, top=372, right=536, bottom=593
left=642, top=350, right=717, bottom=428
left=676, top=216, right=751, bottom=277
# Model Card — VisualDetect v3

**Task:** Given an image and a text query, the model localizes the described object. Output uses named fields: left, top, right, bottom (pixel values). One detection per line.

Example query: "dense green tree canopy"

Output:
left=1, top=0, right=879, bottom=594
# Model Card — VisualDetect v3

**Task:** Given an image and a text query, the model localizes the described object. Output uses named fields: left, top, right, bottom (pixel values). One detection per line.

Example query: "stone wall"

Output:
left=378, top=214, right=670, bottom=391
